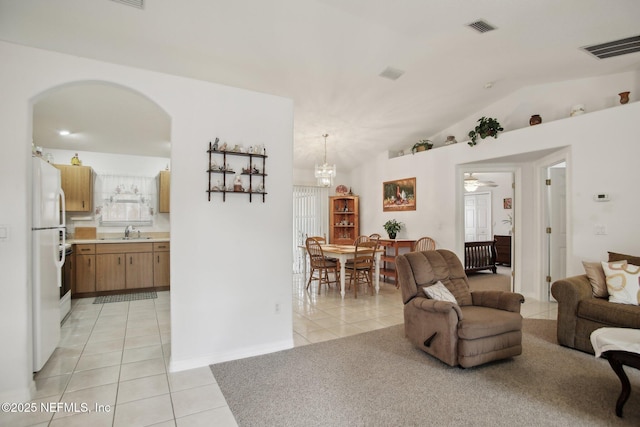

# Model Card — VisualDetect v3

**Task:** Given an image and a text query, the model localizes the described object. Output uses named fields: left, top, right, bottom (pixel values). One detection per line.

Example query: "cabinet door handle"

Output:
left=81, top=248, right=90, bottom=252
left=130, top=256, right=132, bottom=265
left=88, top=258, right=91, bottom=267
left=118, top=257, right=121, bottom=265
left=157, top=255, right=160, bottom=263
left=82, top=200, right=85, bottom=208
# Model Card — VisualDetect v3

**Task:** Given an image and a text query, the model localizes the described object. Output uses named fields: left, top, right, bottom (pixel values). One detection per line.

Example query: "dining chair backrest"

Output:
left=353, top=235, right=370, bottom=245
left=306, top=234, right=327, bottom=244
left=369, top=233, right=382, bottom=240
left=306, top=237, right=330, bottom=268
left=353, top=240, right=378, bottom=264
left=413, top=236, right=436, bottom=252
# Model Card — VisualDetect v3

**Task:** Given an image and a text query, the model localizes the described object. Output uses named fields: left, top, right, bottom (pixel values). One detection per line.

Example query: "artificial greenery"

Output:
left=467, top=117, right=504, bottom=146
left=411, top=139, right=434, bottom=154
left=383, top=219, right=403, bottom=236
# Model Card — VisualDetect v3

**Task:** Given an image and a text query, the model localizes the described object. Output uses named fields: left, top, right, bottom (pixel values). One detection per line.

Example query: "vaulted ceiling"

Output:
left=1, top=0, right=639, bottom=171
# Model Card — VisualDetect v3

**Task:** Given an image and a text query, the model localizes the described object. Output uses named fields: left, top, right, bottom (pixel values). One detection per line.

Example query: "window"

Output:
left=95, top=173, right=156, bottom=226
left=293, top=185, right=329, bottom=273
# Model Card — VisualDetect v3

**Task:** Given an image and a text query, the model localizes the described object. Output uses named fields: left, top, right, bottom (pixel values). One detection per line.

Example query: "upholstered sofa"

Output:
left=396, top=249, right=525, bottom=368
left=551, top=251, right=640, bottom=354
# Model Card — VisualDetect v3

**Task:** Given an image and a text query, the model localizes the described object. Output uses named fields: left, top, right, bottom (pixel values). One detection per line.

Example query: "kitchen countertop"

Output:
left=68, top=237, right=170, bottom=244
left=67, top=232, right=171, bottom=245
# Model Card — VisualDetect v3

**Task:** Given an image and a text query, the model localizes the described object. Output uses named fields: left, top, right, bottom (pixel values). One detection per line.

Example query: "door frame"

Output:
left=536, top=149, right=571, bottom=302
left=457, top=165, right=520, bottom=293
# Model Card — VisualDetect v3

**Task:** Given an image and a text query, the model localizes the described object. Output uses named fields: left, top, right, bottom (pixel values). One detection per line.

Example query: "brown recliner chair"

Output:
left=396, top=249, right=525, bottom=368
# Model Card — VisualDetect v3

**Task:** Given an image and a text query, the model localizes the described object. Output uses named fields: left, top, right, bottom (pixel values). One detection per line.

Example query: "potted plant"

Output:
left=411, top=139, right=433, bottom=154
left=383, top=219, right=403, bottom=239
left=467, top=117, right=504, bottom=146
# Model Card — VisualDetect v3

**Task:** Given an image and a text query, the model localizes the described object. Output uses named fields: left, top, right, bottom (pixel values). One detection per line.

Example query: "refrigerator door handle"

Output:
left=54, top=187, right=66, bottom=286
left=57, top=187, right=66, bottom=229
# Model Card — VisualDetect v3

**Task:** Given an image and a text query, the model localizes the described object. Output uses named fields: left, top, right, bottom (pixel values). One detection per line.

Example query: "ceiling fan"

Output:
left=464, top=173, right=497, bottom=192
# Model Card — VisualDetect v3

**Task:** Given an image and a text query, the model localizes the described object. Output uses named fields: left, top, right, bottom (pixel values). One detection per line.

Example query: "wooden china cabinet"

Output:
left=329, top=196, right=359, bottom=244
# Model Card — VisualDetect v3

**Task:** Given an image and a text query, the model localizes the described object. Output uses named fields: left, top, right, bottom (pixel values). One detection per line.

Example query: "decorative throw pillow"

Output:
left=582, top=261, right=609, bottom=298
left=601, top=261, right=640, bottom=305
left=423, top=281, right=457, bottom=304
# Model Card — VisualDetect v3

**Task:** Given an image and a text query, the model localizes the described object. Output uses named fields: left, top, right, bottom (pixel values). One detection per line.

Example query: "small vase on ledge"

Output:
left=619, top=91, right=630, bottom=104
left=529, top=114, right=542, bottom=126
left=388, top=233, right=396, bottom=239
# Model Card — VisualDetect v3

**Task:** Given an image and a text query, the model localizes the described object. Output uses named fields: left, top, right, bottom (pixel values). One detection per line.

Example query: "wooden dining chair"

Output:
left=353, top=235, right=370, bottom=245
left=413, top=236, right=436, bottom=252
left=305, top=237, right=340, bottom=294
left=369, top=233, right=382, bottom=240
left=345, top=239, right=379, bottom=298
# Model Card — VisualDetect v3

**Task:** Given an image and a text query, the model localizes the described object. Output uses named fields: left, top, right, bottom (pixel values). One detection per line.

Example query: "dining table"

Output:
left=300, top=243, right=383, bottom=298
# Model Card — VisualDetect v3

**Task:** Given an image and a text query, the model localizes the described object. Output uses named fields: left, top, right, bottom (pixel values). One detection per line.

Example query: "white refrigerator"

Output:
left=32, top=156, right=66, bottom=372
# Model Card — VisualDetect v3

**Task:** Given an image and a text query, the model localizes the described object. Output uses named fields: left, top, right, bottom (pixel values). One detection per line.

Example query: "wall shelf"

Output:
left=206, top=141, right=267, bottom=203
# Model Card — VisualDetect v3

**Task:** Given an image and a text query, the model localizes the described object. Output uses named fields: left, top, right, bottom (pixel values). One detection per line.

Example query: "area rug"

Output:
left=211, top=319, right=640, bottom=426
left=93, top=291, right=157, bottom=304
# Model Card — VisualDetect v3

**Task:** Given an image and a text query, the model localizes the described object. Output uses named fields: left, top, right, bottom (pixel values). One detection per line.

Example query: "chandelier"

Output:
left=315, top=133, right=336, bottom=187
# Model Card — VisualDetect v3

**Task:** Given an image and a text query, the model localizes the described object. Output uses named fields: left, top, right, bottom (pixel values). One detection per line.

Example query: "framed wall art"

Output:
left=383, top=177, right=416, bottom=211
left=503, top=197, right=512, bottom=209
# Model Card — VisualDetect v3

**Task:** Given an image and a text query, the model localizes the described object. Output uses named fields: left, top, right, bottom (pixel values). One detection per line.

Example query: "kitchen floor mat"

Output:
left=93, top=291, right=157, bottom=304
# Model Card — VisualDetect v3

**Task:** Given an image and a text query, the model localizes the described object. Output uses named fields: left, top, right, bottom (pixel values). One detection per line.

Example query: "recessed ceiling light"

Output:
left=59, top=130, right=70, bottom=136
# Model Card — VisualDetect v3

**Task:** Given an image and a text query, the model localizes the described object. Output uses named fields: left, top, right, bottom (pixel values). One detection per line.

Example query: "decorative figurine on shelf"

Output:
left=233, top=174, right=243, bottom=192
left=220, top=142, right=228, bottom=151
left=212, top=138, right=219, bottom=151
left=70, top=153, right=82, bottom=166
left=252, top=165, right=260, bottom=174
left=256, top=183, right=264, bottom=193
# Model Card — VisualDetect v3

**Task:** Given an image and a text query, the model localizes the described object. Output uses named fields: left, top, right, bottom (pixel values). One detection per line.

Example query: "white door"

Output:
left=548, top=166, right=567, bottom=300
left=464, top=193, right=492, bottom=241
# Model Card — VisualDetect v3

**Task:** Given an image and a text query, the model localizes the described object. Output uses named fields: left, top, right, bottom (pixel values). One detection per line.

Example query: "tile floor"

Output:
left=3, top=275, right=557, bottom=427
left=1, top=292, right=236, bottom=427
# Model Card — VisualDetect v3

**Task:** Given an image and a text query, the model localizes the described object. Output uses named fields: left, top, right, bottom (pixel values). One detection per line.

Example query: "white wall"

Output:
left=0, top=41, right=293, bottom=401
left=351, top=101, right=640, bottom=301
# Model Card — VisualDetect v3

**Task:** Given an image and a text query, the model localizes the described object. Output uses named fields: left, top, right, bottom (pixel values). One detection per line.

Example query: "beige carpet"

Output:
left=211, top=319, right=640, bottom=426
left=467, top=266, right=512, bottom=292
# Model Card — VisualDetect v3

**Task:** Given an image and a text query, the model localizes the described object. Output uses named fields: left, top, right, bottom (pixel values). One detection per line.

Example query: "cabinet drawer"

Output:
left=153, top=242, right=170, bottom=252
left=96, top=243, right=153, bottom=254
left=75, top=244, right=96, bottom=254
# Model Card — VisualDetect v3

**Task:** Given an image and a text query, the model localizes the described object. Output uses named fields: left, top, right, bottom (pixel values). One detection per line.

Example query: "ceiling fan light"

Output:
left=464, top=180, right=479, bottom=192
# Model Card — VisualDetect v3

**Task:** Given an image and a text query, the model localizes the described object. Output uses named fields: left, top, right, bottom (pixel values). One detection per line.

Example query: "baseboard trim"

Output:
left=168, top=338, right=294, bottom=373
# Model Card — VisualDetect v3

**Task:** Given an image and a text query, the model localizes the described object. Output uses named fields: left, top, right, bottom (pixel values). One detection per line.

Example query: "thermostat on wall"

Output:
left=593, top=193, right=610, bottom=202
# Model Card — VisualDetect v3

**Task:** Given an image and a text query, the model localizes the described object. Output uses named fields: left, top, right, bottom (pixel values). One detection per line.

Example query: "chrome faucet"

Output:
left=124, top=225, right=134, bottom=238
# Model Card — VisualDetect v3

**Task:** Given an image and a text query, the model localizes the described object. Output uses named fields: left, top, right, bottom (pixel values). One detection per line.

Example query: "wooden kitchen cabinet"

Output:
left=125, top=253, right=154, bottom=288
left=74, top=241, right=169, bottom=296
left=329, top=196, right=359, bottom=244
left=96, top=253, right=126, bottom=291
left=153, top=242, right=170, bottom=287
left=158, top=171, right=170, bottom=213
left=55, top=164, right=94, bottom=212
left=96, top=243, right=154, bottom=290
left=74, top=244, right=96, bottom=293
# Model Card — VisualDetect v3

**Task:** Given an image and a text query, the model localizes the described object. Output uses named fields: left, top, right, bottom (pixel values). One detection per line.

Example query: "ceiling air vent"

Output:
left=467, top=20, right=496, bottom=34
left=583, top=35, right=640, bottom=59
left=110, top=0, right=144, bottom=9
left=379, top=67, right=405, bottom=81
